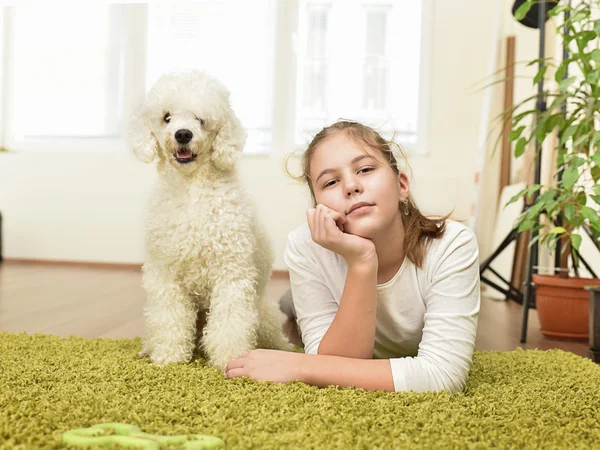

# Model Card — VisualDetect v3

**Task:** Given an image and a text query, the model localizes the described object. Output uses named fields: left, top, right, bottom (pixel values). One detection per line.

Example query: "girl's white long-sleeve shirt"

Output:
left=284, top=220, right=481, bottom=393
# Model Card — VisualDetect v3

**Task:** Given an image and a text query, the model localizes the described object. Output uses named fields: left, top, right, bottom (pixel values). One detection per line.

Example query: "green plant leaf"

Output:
left=592, top=150, right=600, bottom=167
left=518, top=219, right=535, bottom=233
left=562, top=165, right=579, bottom=190
left=571, top=233, right=582, bottom=252
left=539, top=189, right=557, bottom=203
left=544, top=114, right=562, bottom=133
left=580, top=30, right=597, bottom=48
left=509, top=126, right=526, bottom=142
left=565, top=203, right=575, bottom=221
left=592, top=166, right=600, bottom=183
left=586, top=70, right=600, bottom=85
left=505, top=187, right=528, bottom=208
left=529, top=234, right=542, bottom=248
left=512, top=109, right=538, bottom=124
left=550, top=226, right=567, bottom=234
left=534, top=65, right=547, bottom=85
left=581, top=206, right=600, bottom=229
left=515, top=138, right=527, bottom=157
left=573, top=134, right=589, bottom=150
left=559, top=76, right=577, bottom=92
left=514, top=1, right=533, bottom=20
left=555, top=60, right=569, bottom=82
left=592, top=49, right=600, bottom=67
left=592, top=195, right=600, bottom=206
left=595, top=19, right=600, bottom=36
left=549, top=3, right=568, bottom=17
left=571, top=156, right=587, bottom=169
left=526, top=202, right=545, bottom=219
left=594, top=184, right=600, bottom=197
left=572, top=9, right=591, bottom=24
left=535, top=121, right=548, bottom=144
left=559, top=124, right=578, bottom=146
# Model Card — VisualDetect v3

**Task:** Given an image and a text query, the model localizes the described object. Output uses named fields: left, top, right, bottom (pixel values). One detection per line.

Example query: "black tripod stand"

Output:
left=479, top=0, right=599, bottom=343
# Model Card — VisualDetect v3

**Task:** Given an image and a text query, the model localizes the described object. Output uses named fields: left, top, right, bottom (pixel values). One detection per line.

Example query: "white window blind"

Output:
left=9, top=5, right=125, bottom=139
left=296, top=0, right=424, bottom=151
left=146, top=1, right=276, bottom=153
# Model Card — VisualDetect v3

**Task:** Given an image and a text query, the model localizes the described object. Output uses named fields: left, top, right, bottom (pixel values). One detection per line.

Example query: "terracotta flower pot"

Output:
left=533, top=274, right=600, bottom=339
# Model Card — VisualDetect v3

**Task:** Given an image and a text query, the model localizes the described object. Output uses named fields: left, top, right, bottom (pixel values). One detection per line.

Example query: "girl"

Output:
left=225, top=121, right=480, bottom=393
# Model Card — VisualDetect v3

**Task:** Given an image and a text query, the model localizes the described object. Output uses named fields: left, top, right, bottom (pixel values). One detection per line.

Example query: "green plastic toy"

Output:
left=61, top=423, right=225, bottom=449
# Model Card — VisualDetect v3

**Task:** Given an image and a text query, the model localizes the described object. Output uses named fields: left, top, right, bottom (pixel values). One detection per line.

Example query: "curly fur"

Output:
left=131, top=71, right=292, bottom=372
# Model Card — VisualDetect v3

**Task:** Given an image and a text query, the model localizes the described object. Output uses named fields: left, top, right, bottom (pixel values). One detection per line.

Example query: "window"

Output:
left=1, top=5, right=127, bottom=151
left=146, top=1, right=276, bottom=153
left=0, top=1, right=430, bottom=155
left=295, top=0, right=429, bottom=153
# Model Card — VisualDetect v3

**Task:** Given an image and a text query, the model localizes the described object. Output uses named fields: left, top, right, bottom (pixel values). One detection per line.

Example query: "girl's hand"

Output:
left=307, top=204, right=377, bottom=267
left=225, top=349, right=305, bottom=383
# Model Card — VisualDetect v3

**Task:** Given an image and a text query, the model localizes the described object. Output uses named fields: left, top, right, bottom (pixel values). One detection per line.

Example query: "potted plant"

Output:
left=500, top=0, right=600, bottom=338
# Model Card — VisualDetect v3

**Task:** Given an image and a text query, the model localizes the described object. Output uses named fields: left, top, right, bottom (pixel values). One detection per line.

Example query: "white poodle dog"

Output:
left=131, top=71, right=292, bottom=372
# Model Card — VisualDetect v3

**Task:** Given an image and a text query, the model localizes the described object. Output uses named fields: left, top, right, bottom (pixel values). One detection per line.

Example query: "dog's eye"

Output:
left=197, top=117, right=205, bottom=126
left=163, top=113, right=171, bottom=123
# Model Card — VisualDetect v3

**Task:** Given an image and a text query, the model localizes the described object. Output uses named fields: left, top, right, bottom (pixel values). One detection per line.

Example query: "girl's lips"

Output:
left=348, top=205, right=373, bottom=216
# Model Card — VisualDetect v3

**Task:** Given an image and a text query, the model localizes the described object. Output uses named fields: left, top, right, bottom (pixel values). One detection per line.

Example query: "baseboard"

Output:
left=3, top=258, right=142, bottom=271
left=3, top=258, right=291, bottom=278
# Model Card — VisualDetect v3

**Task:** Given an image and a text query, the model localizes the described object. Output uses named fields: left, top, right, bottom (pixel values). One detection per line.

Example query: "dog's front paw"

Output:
left=207, top=354, right=236, bottom=375
left=137, top=348, right=150, bottom=359
left=149, top=348, right=192, bottom=367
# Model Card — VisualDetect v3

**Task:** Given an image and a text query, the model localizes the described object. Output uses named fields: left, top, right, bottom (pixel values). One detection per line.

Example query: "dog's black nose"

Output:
left=175, top=129, right=193, bottom=144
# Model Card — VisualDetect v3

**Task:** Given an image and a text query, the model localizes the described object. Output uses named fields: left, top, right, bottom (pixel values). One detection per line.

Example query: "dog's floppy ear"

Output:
left=210, top=107, right=248, bottom=171
left=130, top=113, right=158, bottom=164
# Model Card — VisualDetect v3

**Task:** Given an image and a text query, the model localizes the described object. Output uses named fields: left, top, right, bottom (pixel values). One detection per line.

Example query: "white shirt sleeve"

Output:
left=284, top=232, right=339, bottom=355
left=389, top=227, right=481, bottom=394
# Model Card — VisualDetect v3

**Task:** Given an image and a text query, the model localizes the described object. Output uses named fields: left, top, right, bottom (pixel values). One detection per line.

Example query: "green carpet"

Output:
left=1, top=332, right=599, bottom=449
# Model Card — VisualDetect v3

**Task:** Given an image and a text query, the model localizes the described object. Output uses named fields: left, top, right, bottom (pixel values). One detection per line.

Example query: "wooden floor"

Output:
left=0, top=261, right=590, bottom=358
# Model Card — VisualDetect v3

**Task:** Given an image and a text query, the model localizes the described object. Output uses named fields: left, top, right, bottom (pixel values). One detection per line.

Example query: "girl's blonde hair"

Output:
left=284, top=120, right=452, bottom=268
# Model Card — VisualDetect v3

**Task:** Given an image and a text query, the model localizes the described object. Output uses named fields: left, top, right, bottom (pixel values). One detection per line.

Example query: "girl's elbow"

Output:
left=438, top=369, right=469, bottom=394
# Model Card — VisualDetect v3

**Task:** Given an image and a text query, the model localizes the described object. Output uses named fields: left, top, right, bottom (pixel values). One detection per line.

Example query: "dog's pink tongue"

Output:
left=178, top=149, right=192, bottom=158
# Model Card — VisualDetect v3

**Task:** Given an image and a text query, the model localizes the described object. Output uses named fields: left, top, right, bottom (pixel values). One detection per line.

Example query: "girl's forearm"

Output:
left=317, top=260, right=378, bottom=359
left=299, top=353, right=395, bottom=392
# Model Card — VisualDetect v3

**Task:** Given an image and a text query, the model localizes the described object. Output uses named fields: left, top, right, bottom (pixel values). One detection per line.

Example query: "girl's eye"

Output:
left=163, top=112, right=171, bottom=123
left=323, top=180, right=337, bottom=188
left=358, top=167, right=374, bottom=174
left=197, top=117, right=206, bottom=126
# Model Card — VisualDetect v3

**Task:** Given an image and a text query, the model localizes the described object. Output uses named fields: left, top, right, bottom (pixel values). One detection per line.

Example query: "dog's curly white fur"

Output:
left=131, top=71, right=292, bottom=372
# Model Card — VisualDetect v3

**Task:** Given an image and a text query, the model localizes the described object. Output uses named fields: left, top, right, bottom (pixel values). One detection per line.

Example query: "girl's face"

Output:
left=309, top=132, right=410, bottom=239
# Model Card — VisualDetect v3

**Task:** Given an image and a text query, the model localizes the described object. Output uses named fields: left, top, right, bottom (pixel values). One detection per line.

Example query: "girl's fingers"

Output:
left=327, top=209, right=346, bottom=227
left=308, top=208, right=320, bottom=242
left=306, top=209, right=315, bottom=235
left=324, top=211, right=343, bottom=239
left=335, top=214, right=346, bottom=232
left=316, top=205, right=326, bottom=241
left=225, top=368, right=246, bottom=379
left=225, top=358, right=245, bottom=372
left=309, top=204, right=347, bottom=245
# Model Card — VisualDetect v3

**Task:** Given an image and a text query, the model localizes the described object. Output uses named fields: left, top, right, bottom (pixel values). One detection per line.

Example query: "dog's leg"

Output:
left=201, top=280, right=260, bottom=373
left=142, top=271, right=198, bottom=366
left=256, top=295, right=295, bottom=351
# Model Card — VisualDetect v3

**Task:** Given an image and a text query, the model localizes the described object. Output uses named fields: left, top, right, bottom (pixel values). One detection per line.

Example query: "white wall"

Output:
left=0, top=1, right=511, bottom=270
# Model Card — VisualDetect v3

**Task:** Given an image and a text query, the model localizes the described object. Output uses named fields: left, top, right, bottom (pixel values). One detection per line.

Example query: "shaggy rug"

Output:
left=1, top=332, right=599, bottom=449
